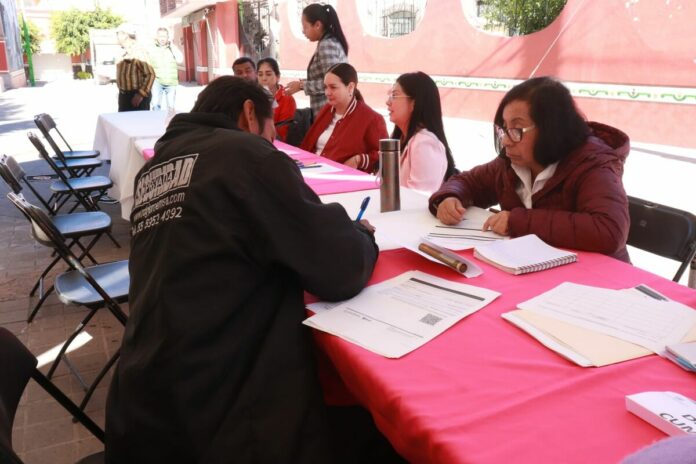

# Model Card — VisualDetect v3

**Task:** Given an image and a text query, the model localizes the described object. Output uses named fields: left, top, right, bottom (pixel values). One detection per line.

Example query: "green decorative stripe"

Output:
left=282, top=69, right=696, bottom=105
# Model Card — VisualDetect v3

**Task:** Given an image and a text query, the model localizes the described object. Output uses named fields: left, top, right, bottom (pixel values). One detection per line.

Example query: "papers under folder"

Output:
left=502, top=283, right=696, bottom=367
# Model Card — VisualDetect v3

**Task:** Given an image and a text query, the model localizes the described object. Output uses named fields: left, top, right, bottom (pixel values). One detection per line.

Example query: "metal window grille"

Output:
left=364, top=0, right=425, bottom=38
left=239, top=0, right=281, bottom=61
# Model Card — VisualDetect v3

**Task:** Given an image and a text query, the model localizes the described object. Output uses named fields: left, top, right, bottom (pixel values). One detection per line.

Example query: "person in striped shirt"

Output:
left=116, top=24, right=155, bottom=112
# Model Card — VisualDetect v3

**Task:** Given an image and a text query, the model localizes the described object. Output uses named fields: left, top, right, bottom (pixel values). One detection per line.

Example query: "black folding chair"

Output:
left=0, top=154, right=57, bottom=214
left=34, top=113, right=100, bottom=160
left=27, top=133, right=113, bottom=215
left=7, top=192, right=129, bottom=412
left=627, top=195, right=696, bottom=284
left=0, top=327, right=105, bottom=464
left=6, top=191, right=115, bottom=322
left=284, top=107, right=314, bottom=147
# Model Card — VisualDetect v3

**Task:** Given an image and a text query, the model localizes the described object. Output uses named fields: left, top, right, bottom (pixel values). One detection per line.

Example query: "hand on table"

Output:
left=436, top=197, right=466, bottom=225
left=483, top=211, right=511, bottom=235
left=344, top=155, right=362, bottom=169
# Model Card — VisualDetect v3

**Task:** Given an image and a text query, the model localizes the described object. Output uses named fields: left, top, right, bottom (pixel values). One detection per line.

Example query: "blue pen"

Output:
left=355, top=196, right=370, bottom=221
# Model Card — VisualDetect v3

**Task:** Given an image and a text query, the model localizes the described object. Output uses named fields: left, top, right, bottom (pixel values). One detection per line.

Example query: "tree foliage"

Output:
left=481, top=0, right=567, bottom=36
left=50, top=7, right=123, bottom=57
left=19, top=16, right=42, bottom=55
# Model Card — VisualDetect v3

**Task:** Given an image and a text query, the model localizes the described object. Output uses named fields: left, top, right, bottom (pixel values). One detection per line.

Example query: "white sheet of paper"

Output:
left=426, top=207, right=506, bottom=250
left=299, top=163, right=343, bottom=175
left=368, top=210, right=483, bottom=277
left=304, top=270, right=500, bottom=358
left=518, top=282, right=696, bottom=353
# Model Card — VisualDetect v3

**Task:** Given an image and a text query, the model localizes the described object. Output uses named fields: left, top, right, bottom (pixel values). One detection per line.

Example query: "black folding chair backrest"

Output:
left=28, top=130, right=71, bottom=176
left=7, top=193, right=126, bottom=323
left=627, top=195, right=696, bottom=282
left=285, top=107, right=314, bottom=147
left=0, top=327, right=105, bottom=453
left=0, top=155, right=24, bottom=194
left=34, top=113, right=74, bottom=157
left=0, top=328, right=36, bottom=464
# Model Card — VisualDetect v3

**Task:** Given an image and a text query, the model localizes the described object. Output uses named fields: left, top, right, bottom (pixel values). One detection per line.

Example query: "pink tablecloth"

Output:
left=274, top=141, right=378, bottom=195
left=314, top=248, right=696, bottom=464
left=138, top=140, right=377, bottom=196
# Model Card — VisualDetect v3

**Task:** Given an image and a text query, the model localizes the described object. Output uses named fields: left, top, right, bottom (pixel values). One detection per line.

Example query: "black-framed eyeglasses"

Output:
left=494, top=124, right=535, bottom=143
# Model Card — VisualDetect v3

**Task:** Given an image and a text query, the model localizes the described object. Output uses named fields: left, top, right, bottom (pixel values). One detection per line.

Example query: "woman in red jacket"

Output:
left=430, top=77, right=631, bottom=261
left=300, top=63, right=387, bottom=172
left=257, top=57, right=296, bottom=142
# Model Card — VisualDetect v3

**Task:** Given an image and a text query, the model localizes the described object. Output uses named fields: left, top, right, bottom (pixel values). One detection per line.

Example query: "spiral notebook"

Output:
left=473, top=234, right=577, bottom=275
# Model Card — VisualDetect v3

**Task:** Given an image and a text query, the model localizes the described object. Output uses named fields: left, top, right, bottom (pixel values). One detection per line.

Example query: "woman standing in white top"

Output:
left=386, top=72, right=456, bottom=193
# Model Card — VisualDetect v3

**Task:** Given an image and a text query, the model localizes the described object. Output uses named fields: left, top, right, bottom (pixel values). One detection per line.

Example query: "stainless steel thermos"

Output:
left=379, top=139, right=401, bottom=212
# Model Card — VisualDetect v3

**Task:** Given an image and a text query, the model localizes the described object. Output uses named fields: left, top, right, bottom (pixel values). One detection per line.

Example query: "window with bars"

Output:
left=360, top=0, right=426, bottom=38
left=239, top=0, right=279, bottom=61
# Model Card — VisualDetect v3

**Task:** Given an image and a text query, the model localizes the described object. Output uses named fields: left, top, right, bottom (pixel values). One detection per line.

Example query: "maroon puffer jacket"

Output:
left=429, top=122, right=631, bottom=262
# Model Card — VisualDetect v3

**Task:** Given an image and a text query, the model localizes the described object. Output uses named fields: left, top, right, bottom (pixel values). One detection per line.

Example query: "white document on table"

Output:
left=368, top=211, right=483, bottom=277
left=303, top=270, right=500, bottom=358
left=518, top=282, right=696, bottom=353
left=426, top=206, right=506, bottom=250
left=299, top=163, right=343, bottom=175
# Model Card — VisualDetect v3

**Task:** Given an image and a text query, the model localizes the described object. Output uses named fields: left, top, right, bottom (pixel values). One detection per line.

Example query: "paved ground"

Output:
left=0, top=78, right=695, bottom=462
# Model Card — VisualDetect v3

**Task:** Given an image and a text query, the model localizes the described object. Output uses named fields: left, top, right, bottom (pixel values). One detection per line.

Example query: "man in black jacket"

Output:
left=105, top=76, right=379, bottom=463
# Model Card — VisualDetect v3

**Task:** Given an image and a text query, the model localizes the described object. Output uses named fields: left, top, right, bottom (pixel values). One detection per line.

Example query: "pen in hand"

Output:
left=355, top=196, right=371, bottom=221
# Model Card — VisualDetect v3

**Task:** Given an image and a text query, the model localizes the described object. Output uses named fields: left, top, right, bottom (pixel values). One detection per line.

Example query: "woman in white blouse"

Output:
left=386, top=72, right=456, bottom=193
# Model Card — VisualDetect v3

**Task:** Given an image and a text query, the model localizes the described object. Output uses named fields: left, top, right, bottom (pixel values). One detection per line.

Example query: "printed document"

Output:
left=303, top=270, right=500, bottom=358
left=369, top=206, right=504, bottom=252
left=518, top=282, right=696, bottom=353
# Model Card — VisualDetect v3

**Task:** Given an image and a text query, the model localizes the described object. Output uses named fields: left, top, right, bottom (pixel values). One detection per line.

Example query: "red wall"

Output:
left=276, top=0, right=696, bottom=148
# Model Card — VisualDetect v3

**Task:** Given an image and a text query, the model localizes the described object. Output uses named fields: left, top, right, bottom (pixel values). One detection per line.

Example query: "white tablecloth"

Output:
left=93, top=112, right=167, bottom=220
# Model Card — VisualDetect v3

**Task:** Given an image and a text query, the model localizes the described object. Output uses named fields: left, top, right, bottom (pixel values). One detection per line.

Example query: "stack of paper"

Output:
left=502, top=282, right=696, bottom=367
left=304, top=270, right=500, bottom=358
left=665, top=342, right=696, bottom=372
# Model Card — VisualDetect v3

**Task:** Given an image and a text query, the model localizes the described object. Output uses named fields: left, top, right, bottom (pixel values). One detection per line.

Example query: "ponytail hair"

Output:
left=326, top=63, right=362, bottom=101
left=303, top=4, right=349, bottom=55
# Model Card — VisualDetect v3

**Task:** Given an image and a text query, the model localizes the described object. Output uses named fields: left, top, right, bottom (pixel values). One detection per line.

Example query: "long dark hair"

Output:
left=303, top=4, right=348, bottom=55
left=494, top=77, right=590, bottom=165
left=326, top=62, right=362, bottom=101
left=390, top=72, right=456, bottom=180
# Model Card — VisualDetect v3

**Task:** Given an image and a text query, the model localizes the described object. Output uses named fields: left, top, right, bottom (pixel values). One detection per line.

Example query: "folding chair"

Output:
left=7, top=193, right=129, bottom=412
left=27, top=133, right=113, bottom=215
left=34, top=113, right=100, bottom=160
left=0, top=327, right=104, bottom=464
left=627, top=195, right=696, bottom=284
left=6, top=191, right=115, bottom=322
left=284, top=107, right=314, bottom=147
left=0, top=154, right=57, bottom=214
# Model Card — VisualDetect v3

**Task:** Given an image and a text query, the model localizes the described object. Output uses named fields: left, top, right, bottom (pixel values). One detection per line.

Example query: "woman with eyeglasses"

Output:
left=387, top=72, right=457, bottom=193
left=300, top=62, right=387, bottom=172
left=429, top=76, right=631, bottom=261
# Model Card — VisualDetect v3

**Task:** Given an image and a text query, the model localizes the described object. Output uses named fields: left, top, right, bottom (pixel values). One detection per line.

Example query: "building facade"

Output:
left=0, top=0, right=27, bottom=90
left=160, top=0, right=696, bottom=149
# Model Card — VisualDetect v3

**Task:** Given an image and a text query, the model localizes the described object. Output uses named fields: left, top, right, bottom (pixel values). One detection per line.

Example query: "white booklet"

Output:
left=304, top=270, right=500, bottom=358
left=473, top=234, right=577, bottom=274
left=626, top=391, right=696, bottom=436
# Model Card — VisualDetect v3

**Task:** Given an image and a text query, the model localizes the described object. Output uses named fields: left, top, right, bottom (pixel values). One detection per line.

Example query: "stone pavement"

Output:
left=0, top=78, right=695, bottom=462
left=0, top=160, right=130, bottom=463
